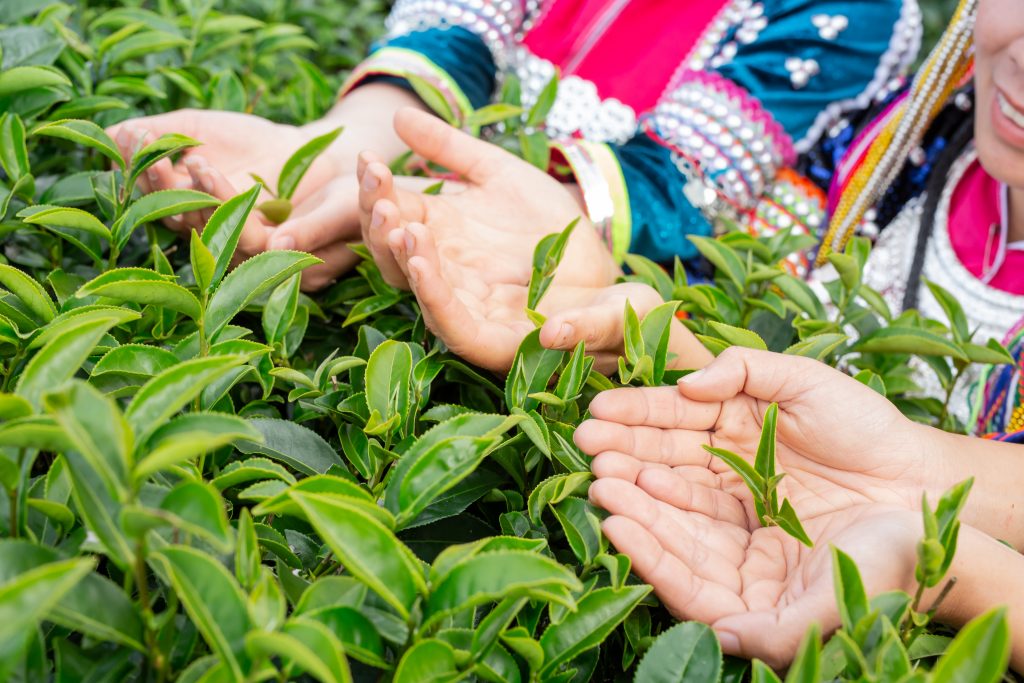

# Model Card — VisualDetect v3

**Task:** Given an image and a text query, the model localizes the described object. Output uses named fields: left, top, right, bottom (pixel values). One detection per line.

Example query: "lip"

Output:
left=991, top=88, right=1024, bottom=149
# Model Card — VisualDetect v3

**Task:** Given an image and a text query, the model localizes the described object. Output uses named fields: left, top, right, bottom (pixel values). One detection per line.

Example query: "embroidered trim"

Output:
left=643, top=69, right=794, bottom=214
left=340, top=47, right=475, bottom=123
left=795, top=0, right=923, bottom=153
left=552, top=140, right=632, bottom=261
left=383, top=0, right=540, bottom=68
left=749, top=168, right=825, bottom=276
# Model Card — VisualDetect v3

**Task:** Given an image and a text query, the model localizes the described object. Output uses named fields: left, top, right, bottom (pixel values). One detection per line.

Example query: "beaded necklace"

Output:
left=817, top=0, right=978, bottom=265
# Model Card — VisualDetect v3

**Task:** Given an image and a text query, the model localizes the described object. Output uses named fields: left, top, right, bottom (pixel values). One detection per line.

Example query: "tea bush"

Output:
left=0, top=0, right=1017, bottom=682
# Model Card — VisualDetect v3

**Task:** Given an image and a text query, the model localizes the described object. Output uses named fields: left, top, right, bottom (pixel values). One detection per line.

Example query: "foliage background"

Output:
left=0, top=0, right=1006, bottom=682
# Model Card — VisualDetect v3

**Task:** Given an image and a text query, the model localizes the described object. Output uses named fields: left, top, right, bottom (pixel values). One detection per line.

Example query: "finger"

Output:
left=573, top=419, right=711, bottom=465
left=359, top=157, right=411, bottom=288
left=406, top=249, right=527, bottom=372
left=586, top=386, right=721, bottom=430
left=270, top=177, right=360, bottom=253
left=393, top=107, right=517, bottom=183
left=188, top=157, right=270, bottom=257
left=539, top=298, right=629, bottom=353
left=299, top=241, right=360, bottom=291
left=712, top=586, right=838, bottom=669
left=591, top=480, right=743, bottom=589
left=386, top=225, right=414, bottom=283
left=635, top=467, right=749, bottom=528
left=601, top=515, right=747, bottom=623
left=591, top=451, right=667, bottom=483
left=677, top=346, right=833, bottom=406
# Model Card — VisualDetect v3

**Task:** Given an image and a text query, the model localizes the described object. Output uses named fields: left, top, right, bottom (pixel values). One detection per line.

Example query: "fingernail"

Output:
left=175, top=178, right=193, bottom=189
left=371, top=206, right=384, bottom=229
left=148, top=169, right=159, bottom=185
left=678, top=369, right=705, bottom=385
left=716, top=631, right=740, bottom=653
left=270, top=235, right=295, bottom=251
left=558, top=322, right=574, bottom=345
left=404, top=231, right=415, bottom=254
left=362, top=171, right=380, bottom=192
left=168, top=215, right=182, bottom=224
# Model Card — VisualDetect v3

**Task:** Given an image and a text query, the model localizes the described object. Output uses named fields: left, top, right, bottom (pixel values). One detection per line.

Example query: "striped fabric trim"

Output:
left=552, top=140, right=632, bottom=262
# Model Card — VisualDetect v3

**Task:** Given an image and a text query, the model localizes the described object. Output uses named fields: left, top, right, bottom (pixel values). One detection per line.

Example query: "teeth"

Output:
left=998, top=92, right=1024, bottom=128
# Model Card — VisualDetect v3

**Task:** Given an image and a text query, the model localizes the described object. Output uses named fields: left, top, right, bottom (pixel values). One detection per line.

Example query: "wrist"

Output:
left=922, top=427, right=1024, bottom=551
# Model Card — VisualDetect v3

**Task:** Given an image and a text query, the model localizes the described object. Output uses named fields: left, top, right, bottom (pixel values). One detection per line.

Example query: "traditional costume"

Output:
left=807, top=0, right=1024, bottom=421
left=341, top=0, right=921, bottom=267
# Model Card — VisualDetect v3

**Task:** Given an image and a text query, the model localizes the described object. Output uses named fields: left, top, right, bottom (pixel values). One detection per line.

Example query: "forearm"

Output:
left=923, top=426, right=1024, bottom=551
left=932, top=524, right=1024, bottom=672
left=305, top=82, right=429, bottom=165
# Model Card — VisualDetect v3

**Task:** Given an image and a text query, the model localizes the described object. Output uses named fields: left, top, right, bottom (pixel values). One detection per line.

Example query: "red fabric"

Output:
left=523, top=0, right=729, bottom=112
left=948, top=160, right=1024, bottom=294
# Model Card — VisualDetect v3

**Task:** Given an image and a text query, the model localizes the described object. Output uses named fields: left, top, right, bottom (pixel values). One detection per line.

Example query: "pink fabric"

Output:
left=523, top=0, right=729, bottom=113
left=948, top=160, right=1024, bottom=295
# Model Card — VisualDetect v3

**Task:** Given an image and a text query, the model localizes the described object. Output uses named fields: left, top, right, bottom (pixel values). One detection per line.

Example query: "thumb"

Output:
left=269, top=181, right=359, bottom=253
left=677, top=347, right=831, bottom=405
left=393, top=107, right=514, bottom=183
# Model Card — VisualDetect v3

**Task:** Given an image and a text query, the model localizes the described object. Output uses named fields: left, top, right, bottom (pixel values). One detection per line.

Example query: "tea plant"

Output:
left=0, top=0, right=1017, bottom=682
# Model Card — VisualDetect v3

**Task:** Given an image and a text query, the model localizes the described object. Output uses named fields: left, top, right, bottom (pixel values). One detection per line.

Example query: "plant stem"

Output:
left=135, top=537, right=167, bottom=682
left=937, top=364, right=967, bottom=430
left=8, top=486, right=17, bottom=539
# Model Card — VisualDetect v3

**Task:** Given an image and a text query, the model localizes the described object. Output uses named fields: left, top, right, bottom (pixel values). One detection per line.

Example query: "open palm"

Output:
left=575, top=348, right=936, bottom=521
left=589, top=473, right=920, bottom=667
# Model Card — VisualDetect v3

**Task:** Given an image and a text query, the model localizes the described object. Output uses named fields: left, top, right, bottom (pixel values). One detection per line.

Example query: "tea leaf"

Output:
left=77, top=269, right=202, bottom=320
left=277, top=126, right=343, bottom=200
left=772, top=499, right=813, bottom=548
left=43, top=380, right=131, bottom=499
left=784, top=623, right=821, bottom=683
left=32, top=118, right=122, bottom=169
left=425, top=549, right=582, bottom=627
left=0, top=262, right=56, bottom=324
left=20, top=205, right=109, bottom=238
left=16, top=315, right=122, bottom=409
left=539, top=585, right=651, bottom=676
left=291, top=491, right=426, bottom=619
left=0, top=556, right=94, bottom=679
left=200, top=184, right=262, bottom=291
left=150, top=546, right=251, bottom=680
left=931, top=607, right=1009, bottom=683
left=124, top=355, right=249, bottom=442
left=0, top=113, right=29, bottom=180
left=206, top=251, right=320, bottom=337
left=237, top=417, right=347, bottom=476
left=113, top=189, right=219, bottom=249
left=393, top=639, right=460, bottom=683
left=633, top=621, right=721, bottom=683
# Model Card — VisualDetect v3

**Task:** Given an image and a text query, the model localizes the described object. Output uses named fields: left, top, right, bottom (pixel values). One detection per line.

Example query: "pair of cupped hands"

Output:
left=107, top=105, right=671, bottom=373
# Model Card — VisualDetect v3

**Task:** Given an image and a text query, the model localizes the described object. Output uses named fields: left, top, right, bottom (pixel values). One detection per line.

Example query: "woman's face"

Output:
left=975, top=0, right=1024, bottom=188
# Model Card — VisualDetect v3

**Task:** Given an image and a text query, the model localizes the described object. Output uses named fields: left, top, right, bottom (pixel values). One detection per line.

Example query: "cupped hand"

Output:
left=575, top=347, right=939, bottom=521
left=109, top=110, right=366, bottom=289
left=589, top=473, right=921, bottom=667
left=357, top=107, right=621, bottom=293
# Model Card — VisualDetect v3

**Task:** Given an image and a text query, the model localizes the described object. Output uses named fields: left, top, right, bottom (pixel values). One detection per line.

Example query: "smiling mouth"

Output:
left=998, top=91, right=1024, bottom=129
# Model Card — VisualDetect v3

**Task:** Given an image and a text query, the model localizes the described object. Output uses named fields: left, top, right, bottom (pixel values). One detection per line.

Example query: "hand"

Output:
left=576, top=347, right=939, bottom=521
left=358, top=107, right=621, bottom=293
left=589, top=474, right=922, bottom=666
left=108, top=111, right=364, bottom=287
left=538, top=285, right=714, bottom=373
left=384, top=218, right=651, bottom=371
left=106, top=85, right=427, bottom=290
